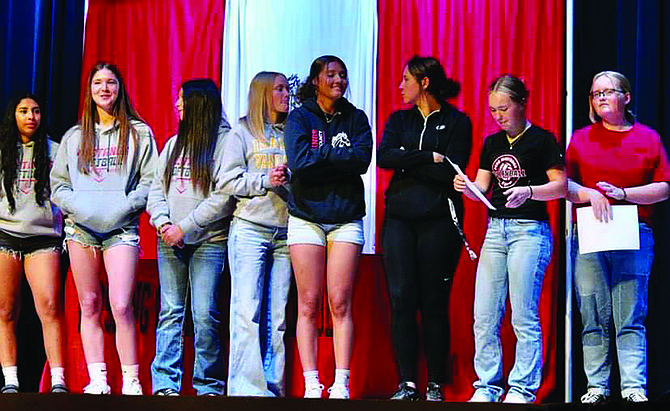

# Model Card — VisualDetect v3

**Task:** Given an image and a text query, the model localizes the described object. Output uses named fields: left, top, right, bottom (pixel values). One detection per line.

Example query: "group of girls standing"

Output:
left=0, top=54, right=667, bottom=405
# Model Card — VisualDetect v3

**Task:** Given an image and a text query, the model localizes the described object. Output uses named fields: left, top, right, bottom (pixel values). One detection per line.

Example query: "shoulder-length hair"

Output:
left=0, top=94, right=51, bottom=212
left=79, top=62, right=141, bottom=174
left=164, top=79, right=222, bottom=196
left=297, top=55, right=348, bottom=103
left=242, top=71, right=288, bottom=141
left=406, top=55, right=460, bottom=102
left=589, top=71, right=635, bottom=124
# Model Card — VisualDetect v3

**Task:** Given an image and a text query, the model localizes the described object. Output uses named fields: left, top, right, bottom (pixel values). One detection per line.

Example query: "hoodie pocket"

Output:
left=73, top=190, right=133, bottom=233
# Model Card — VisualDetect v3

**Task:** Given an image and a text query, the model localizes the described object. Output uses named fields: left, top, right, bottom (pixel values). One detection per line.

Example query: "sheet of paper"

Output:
left=445, top=155, right=496, bottom=210
left=576, top=205, right=639, bottom=254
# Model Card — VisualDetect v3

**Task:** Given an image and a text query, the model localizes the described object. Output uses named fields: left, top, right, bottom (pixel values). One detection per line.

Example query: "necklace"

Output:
left=507, top=121, right=532, bottom=149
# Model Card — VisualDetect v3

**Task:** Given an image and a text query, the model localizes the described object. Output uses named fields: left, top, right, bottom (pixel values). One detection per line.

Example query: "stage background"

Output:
left=2, top=0, right=668, bottom=402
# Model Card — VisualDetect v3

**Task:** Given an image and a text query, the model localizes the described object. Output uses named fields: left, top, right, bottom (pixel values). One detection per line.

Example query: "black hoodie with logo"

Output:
left=285, top=98, right=373, bottom=224
left=378, top=103, right=472, bottom=220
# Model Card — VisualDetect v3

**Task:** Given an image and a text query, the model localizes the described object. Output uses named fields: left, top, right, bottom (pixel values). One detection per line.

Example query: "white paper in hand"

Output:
left=444, top=155, right=496, bottom=210
left=576, top=205, right=639, bottom=254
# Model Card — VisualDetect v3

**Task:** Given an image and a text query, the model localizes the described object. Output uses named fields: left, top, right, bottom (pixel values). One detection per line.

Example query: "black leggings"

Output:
left=382, top=215, right=462, bottom=383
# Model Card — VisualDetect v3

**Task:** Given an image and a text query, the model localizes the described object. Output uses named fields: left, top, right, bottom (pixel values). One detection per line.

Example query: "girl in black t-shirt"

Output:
left=454, top=75, right=566, bottom=403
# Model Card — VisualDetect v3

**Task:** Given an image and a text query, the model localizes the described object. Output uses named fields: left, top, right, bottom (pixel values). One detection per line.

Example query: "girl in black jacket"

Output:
left=378, top=55, right=472, bottom=401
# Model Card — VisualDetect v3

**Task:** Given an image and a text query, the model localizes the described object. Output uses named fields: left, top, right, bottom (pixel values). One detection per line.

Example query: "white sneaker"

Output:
left=469, top=389, right=500, bottom=402
left=304, top=383, right=324, bottom=398
left=580, top=389, right=607, bottom=404
left=83, top=380, right=111, bottom=395
left=122, top=378, right=143, bottom=395
left=624, top=391, right=647, bottom=402
left=328, top=384, right=349, bottom=399
left=503, top=391, right=532, bottom=404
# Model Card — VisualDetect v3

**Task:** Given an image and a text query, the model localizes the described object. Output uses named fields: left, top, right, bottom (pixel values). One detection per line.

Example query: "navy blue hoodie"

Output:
left=285, top=98, right=372, bottom=223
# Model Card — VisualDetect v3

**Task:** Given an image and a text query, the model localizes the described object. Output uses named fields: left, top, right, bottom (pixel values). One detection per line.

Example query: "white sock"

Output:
left=334, top=369, right=350, bottom=387
left=87, top=362, right=107, bottom=384
left=50, top=366, right=66, bottom=387
left=2, top=366, right=19, bottom=387
left=405, top=381, right=417, bottom=389
left=121, top=364, right=139, bottom=382
left=303, top=370, right=320, bottom=387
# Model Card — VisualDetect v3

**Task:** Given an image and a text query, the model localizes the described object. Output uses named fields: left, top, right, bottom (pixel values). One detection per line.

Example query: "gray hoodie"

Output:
left=50, top=119, right=158, bottom=233
left=0, top=139, right=62, bottom=238
left=147, top=121, right=235, bottom=244
left=221, top=121, right=289, bottom=228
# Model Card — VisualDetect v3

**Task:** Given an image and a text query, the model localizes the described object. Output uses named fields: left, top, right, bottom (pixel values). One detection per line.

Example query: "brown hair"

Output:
left=79, top=62, right=141, bottom=174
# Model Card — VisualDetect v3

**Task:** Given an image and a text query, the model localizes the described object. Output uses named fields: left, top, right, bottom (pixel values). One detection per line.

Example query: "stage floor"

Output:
left=0, top=393, right=664, bottom=411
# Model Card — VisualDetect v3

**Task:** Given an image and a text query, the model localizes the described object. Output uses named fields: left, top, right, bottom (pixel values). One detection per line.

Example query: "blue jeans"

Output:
left=151, top=240, right=226, bottom=395
left=227, top=218, right=292, bottom=396
left=572, top=223, right=653, bottom=398
left=473, top=218, right=552, bottom=402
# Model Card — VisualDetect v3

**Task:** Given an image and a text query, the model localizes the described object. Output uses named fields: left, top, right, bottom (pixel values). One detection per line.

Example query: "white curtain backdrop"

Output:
left=221, top=0, right=378, bottom=253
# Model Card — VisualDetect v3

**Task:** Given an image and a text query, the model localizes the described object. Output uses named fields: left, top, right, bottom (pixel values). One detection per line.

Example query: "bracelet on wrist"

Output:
left=528, top=185, right=533, bottom=199
left=621, top=187, right=627, bottom=201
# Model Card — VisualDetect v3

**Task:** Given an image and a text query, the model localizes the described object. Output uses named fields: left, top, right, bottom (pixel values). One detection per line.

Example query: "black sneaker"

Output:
left=155, top=388, right=179, bottom=396
left=426, top=382, right=444, bottom=402
left=390, top=382, right=420, bottom=401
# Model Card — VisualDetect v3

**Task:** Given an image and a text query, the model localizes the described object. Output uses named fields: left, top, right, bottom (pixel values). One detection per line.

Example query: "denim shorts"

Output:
left=0, top=230, right=61, bottom=258
left=64, top=218, right=140, bottom=251
left=287, top=215, right=364, bottom=246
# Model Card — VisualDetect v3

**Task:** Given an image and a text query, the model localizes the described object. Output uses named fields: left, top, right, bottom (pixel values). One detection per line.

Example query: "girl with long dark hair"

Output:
left=378, top=55, right=472, bottom=401
left=148, top=78, right=233, bottom=396
left=51, top=62, right=158, bottom=394
left=0, top=94, right=66, bottom=393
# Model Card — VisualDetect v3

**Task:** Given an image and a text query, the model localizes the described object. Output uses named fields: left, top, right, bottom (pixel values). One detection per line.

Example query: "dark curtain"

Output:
left=572, top=0, right=670, bottom=400
left=0, top=0, right=84, bottom=392
left=0, top=0, right=84, bottom=141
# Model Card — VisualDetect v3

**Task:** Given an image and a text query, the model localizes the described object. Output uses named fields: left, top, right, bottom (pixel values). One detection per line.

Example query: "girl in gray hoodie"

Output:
left=50, top=63, right=158, bottom=395
left=0, top=94, right=66, bottom=394
left=147, top=79, right=233, bottom=396
left=222, top=72, right=291, bottom=396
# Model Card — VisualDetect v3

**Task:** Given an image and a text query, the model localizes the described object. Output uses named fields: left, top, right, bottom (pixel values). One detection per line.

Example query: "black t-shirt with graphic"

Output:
left=479, top=125, right=563, bottom=220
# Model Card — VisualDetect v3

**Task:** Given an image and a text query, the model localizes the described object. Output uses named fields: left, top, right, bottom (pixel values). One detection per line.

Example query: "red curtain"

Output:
left=376, top=0, right=565, bottom=401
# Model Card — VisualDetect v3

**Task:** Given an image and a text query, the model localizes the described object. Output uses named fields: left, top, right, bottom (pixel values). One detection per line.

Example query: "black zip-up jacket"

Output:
left=285, top=98, right=373, bottom=223
left=378, top=103, right=472, bottom=220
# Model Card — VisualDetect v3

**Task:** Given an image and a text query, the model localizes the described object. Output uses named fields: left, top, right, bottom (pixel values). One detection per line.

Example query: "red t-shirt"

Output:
left=566, top=122, right=670, bottom=226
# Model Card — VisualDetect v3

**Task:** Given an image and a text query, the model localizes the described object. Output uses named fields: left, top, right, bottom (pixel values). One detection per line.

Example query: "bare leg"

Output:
left=290, top=244, right=325, bottom=371
left=325, top=242, right=360, bottom=369
left=103, top=245, right=139, bottom=365
left=24, top=251, right=64, bottom=367
left=68, top=241, right=105, bottom=363
left=0, top=253, right=23, bottom=367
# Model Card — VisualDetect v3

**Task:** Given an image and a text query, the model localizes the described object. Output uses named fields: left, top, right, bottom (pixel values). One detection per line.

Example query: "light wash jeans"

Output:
left=572, top=223, right=653, bottom=398
left=227, top=218, right=292, bottom=396
left=473, top=218, right=552, bottom=402
left=151, top=240, right=226, bottom=395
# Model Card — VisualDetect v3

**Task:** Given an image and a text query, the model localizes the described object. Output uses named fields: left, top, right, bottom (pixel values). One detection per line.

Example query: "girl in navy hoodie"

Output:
left=284, top=55, right=372, bottom=399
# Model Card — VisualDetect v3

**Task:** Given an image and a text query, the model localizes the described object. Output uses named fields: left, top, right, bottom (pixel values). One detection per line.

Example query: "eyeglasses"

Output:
left=590, top=89, right=623, bottom=99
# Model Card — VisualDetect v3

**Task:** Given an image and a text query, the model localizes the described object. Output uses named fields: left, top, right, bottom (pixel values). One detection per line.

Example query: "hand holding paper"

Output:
left=447, top=156, right=496, bottom=210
